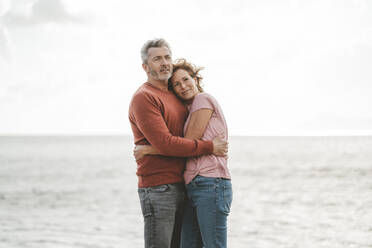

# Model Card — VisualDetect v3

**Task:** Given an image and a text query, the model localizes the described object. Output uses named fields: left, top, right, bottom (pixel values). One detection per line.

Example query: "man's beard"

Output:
left=149, top=66, right=171, bottom=81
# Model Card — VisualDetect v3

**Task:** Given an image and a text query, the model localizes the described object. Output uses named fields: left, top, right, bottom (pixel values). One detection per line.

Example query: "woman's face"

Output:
left=171, top=69, right=200, bottom=100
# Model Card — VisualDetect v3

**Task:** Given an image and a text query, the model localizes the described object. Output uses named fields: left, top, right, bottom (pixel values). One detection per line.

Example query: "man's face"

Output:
left=143, top=47, right=172, bottom=82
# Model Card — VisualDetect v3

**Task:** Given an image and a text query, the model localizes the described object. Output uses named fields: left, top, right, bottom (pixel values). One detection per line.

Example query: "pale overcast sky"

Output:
left=1, top=0, right=371, bottom=135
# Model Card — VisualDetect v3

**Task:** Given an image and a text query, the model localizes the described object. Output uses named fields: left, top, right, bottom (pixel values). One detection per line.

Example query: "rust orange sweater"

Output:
left=129, top=82, right=214, bottom=187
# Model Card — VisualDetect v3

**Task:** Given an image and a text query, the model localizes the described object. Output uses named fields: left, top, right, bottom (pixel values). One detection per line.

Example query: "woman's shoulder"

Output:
left=194, top=92, right=216, bottom=102
left=195, top=92, right=222, bottom=106
left=189, top=92, right=222, bottom=113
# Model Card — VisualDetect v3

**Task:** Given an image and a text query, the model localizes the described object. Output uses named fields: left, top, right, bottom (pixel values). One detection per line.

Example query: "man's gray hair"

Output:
left=141, top=38, right=172, bottom=64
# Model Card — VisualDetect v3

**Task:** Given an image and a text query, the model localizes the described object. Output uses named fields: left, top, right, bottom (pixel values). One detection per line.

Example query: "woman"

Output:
left=134, top=58, right=232, bottom=248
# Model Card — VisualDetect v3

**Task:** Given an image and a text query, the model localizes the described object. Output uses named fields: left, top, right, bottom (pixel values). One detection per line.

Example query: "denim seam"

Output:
left=212, top=183, right=218, bottom=247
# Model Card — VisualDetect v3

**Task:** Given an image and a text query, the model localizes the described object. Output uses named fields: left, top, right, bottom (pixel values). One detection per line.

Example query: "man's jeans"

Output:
left=181, top=176, right=233, bottom=248
left=138, top=183, right=186, bottom=248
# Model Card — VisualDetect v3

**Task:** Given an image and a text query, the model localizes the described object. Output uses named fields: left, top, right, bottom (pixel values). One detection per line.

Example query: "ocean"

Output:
left=0, top=136, right=371, bottom=248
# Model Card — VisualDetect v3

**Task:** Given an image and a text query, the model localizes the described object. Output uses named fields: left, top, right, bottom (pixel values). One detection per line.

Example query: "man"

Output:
left=128, top=38, right=227, bottom=248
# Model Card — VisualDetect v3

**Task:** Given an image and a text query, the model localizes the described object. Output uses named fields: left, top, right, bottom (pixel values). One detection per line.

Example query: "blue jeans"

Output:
left=138, top=183, right=186, bottom=248
left=181, top=176, right=233, bottom=248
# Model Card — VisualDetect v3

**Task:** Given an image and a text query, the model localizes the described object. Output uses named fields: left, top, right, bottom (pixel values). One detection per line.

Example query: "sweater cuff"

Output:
left=198, top=140, right=214, bottom=155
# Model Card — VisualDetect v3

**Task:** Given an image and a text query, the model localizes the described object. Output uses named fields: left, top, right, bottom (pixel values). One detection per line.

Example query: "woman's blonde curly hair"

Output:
left=169, top=58, right=204, bottom=92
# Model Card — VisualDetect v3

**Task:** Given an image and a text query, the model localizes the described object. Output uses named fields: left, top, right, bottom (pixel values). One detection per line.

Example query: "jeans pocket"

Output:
left=193, top=176, right=216, bottom=190
left=138, top=191, right=153, bottom=217
left=219, top=184, right=233, bottom=215
left=150, top=184, right=169, bottom=193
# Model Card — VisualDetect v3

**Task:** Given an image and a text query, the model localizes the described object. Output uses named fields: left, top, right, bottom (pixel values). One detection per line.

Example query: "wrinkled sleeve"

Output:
left=189, top=93, right=215, bottom=114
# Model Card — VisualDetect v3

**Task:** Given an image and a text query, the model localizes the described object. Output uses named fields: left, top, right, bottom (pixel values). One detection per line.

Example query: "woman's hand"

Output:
left=212, top=134, right=228, bottom=157
left=133, top=145, right=151, bottom=161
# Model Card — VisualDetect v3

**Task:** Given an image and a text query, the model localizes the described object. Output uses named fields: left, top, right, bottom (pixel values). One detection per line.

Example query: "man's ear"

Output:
left=142, top=63, right=149, bottom=73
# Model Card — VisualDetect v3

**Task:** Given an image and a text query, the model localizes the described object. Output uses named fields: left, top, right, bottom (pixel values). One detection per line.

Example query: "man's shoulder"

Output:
left=131, top=83, right=156, bottom=101
left=133, top=82, right=150, bottom=95
left=130, top=83, right=172, bottom=113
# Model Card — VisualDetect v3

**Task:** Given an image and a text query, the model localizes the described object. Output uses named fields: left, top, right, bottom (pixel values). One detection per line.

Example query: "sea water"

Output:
left=0, top=136, right=371, bottom=248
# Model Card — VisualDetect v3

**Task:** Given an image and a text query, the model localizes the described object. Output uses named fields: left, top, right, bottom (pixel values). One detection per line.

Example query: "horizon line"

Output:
left=1, top=132, right=372, bottom=137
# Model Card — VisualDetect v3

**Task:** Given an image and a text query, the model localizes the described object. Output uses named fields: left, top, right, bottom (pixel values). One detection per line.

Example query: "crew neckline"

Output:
left=145, top=82, right=173, bottom=95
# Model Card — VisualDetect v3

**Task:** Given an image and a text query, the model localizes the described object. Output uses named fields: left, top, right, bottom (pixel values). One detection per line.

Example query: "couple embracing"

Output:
left=129, top=38, right=232, bottom=248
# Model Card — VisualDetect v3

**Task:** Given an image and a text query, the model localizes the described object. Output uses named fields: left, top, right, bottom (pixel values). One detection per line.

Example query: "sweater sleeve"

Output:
left=131, top=92, right=213, bottom=157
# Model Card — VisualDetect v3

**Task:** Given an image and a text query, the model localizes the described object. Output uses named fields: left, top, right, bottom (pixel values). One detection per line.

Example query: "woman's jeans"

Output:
left=181, top=176, right=233, bottom=248
left=138, top=183, right=186, bottom=248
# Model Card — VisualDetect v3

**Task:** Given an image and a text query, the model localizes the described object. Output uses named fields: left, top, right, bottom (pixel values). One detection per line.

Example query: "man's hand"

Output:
left=212, top=134, right=228, bottom=157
